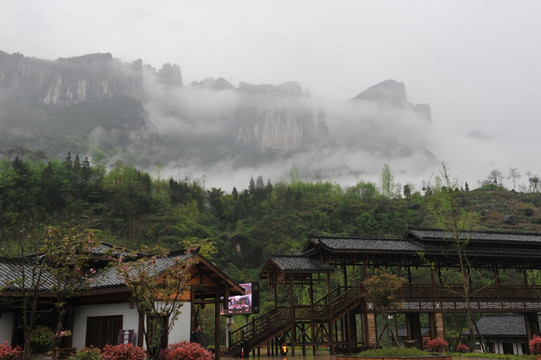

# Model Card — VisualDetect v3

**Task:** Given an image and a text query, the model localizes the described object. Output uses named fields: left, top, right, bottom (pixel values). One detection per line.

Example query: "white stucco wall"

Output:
left=72, top=302, right=139, bottom=349
left=166, top=303, right=192, bottom=344
left=0, top=311, right=14, bottom=344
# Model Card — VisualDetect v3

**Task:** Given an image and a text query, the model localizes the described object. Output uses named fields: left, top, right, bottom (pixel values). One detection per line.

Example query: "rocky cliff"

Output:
left=0, top=50, right=435, bottom=182
left=0, top=51, right=185, bottom=158
left=233, top=82, right=320, bottom=152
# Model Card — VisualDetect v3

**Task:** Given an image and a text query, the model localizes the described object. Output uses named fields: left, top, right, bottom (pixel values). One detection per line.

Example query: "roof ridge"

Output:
left=409, top=227, right=541, bottom=237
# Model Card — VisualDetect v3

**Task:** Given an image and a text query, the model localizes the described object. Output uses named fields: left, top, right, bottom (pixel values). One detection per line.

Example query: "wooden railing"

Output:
left=229, top=282, right=539, bottom=354
left=229, top=283, right=364, bottom=354
left=401, top=284, right=541, bottom=300
left=230, top=306, right=291, bottom=351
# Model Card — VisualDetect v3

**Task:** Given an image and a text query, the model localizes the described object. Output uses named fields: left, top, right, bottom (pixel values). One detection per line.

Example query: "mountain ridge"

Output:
left=0, top=50, right=436, bottom=183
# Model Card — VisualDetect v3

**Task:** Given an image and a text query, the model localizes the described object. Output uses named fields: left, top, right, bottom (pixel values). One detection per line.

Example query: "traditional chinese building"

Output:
left=231, top=228, right=541, bottom=356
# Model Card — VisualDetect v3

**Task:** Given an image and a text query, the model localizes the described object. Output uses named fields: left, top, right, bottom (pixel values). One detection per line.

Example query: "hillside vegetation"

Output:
left=1, top=151, right=541, bottom=285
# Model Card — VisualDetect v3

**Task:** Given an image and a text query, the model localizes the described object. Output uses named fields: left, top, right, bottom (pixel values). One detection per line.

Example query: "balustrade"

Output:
left=400, top=284, right=540, bottom=300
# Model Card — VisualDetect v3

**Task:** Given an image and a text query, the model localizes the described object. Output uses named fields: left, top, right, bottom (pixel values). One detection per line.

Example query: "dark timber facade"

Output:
left=230, top=228, right=541, bottom=356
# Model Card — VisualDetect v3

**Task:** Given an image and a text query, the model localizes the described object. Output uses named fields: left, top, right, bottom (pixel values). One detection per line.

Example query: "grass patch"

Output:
left=452, top=352, right=537, bottom=360
left=358, top=347, right=431, bottom=357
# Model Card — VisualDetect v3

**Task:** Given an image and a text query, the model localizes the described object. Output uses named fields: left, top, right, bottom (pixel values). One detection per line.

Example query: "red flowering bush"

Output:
left=456, top=343, right=469, bottom=353
left=160, top=341, right=214, bottom=360
left=0, top=342, right=23, bottom=360
left=101, top=344, right=145, bottom=360
left=426, top=338, right=449, bottom=353
left=529, top=334, right=541, bottom=354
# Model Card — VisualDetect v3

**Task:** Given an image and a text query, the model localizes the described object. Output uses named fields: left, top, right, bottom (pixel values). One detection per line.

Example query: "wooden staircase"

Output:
left=229, top=283, right=363, bottom=355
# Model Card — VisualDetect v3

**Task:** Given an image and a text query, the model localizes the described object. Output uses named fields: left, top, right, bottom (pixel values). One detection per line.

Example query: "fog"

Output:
left=1, top=1, right=540, bottom=192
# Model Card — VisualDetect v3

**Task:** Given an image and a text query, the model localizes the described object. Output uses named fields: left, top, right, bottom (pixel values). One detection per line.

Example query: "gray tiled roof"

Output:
left=88, top=243, right=137, bottom=258
left=0, top=253, right=192, bottom=292
left=314, top=236, right=424, bottom=252
left=465, top=315, right=530, bottom=336
left=269, top=256, right=334, bottom=272
left=0, top=259, right=57, bottom=291
left=408, top=228, right=541, bottom=244
left=89, top=254, right=191, bottom=289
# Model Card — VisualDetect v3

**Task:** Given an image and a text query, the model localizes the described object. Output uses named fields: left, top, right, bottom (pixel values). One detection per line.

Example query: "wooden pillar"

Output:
left=328, top=272, right=334, bottom=355
left=523, top=266, right=531, bottom=297
left=430, top=267, right=437, bottom=297
left=190, top=285, right=196, bottom=332
left=310, top=277, right=314, bottom=307
left=215, top=285, right=221, bottom=360
left=348, top=311, right=358, bottom=352
left=363, top=261, right=367, bottom=281
left=343, top=263, right=348, bottom=290
left=273, top=282, right=278, bottom=311
left=525, top=312, right=540, bottom=340
left=493, top=264, right=501, bottom=297
left=138, top=311, right=145, bottom=347
left=406, top=313, right=422, bottom=349
left=289, top=277, right=296, bottom=355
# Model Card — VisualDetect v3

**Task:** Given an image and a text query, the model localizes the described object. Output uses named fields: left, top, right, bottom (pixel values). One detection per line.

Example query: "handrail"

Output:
left=230, top=306, right=291, bottom=349
left=229, top=283, right=365, bottom=353
left=400, top=283, right=539, bottom=300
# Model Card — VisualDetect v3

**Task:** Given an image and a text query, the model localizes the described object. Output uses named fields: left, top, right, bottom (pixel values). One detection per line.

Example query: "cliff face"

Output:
left=0, top=52, right=143, bottom=105
left=233, top=82, right=320, bottom=152
left=0, top=51, right=176, bottom=161
left=0, top=50, right=435, bottom=181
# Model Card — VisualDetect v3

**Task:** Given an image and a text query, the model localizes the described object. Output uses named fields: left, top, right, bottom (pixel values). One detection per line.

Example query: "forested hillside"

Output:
left=4, top=149, right=541, bottom=339
left=2, top=150, right=541, bottom=285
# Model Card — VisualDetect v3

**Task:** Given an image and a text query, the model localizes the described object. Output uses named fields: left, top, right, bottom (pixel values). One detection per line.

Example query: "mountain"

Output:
left=352, top=79, right=432, bottom=122
left=0, top=50, right=436, bottom=183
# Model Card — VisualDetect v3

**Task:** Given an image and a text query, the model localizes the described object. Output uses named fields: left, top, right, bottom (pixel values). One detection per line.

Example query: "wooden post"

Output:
left=343, top=263, right=348, bottom=290
left=273, top=283, right=278, bottom=311
left=328, top=272, right=334, bottom=355
left=289, top=277, right=296, bottom=355
left=493, top=264, right=501, bottom=298
left=523, top=265, right=531, bottom=297
left=430, top=266, right=437, bottom=297
left=215, top=285, right=221, bottom=360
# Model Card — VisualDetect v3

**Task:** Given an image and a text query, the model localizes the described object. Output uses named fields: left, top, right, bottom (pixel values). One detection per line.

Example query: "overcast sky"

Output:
left=1, top=0, right=540, bottom=188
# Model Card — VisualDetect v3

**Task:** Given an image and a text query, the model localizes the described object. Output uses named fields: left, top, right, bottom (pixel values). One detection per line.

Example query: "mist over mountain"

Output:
left=0, top=50, right=437, bottom=188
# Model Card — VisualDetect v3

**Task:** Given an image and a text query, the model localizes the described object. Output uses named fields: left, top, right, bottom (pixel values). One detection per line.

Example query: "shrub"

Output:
left=0, top=342, right=23, bottom=360
left=529, top=334, right=541, bottom=354
left=30, top=326, right=55, bottom=354
left=456, top=343, right=469, bottom=353
left=68, top=347, right=101, bottom=360
left=101, top=344, right=145, bottom=360
left=160, top=341, right=214, bottom=360
left=426, top=337, right=448, bottom=353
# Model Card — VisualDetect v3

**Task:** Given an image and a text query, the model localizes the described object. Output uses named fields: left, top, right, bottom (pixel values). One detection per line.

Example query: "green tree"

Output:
left=363, top=269, right=406, bottom=347
left=428, top=163, right=479, bottom=350
left=380, top=164, right=394, bottom=198
left=1, top=226, right=97, bottom=360
left=114, top=246, right=197, bottom=360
